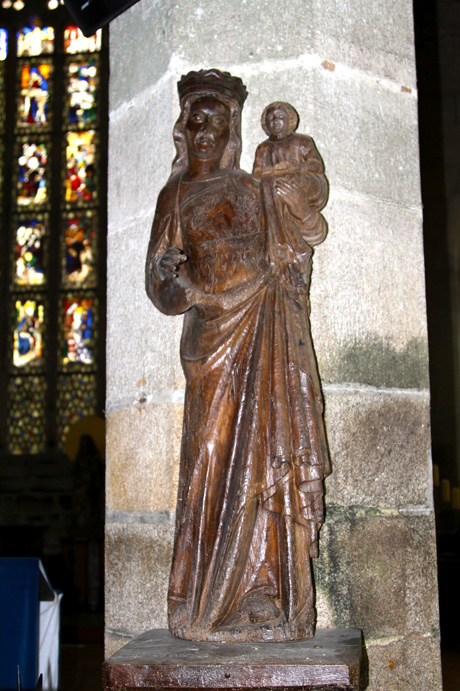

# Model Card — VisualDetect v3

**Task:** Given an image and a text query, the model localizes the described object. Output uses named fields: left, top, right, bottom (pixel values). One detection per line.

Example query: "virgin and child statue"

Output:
left=145, top=69, right=330, bottom=643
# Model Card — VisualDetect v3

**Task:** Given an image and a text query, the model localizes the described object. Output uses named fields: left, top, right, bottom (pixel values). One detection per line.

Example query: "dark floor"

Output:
left=441, top=647, right=460, bottom=691
left=60, top=643, right=104, bottom=691
left=59, top=611, right=104, bottom=691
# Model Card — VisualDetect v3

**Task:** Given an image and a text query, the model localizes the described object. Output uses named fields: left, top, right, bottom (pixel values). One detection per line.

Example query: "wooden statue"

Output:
left=145, top=69, right=330, bottom=643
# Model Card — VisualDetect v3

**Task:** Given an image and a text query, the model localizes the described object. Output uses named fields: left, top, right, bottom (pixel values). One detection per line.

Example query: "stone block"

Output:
left=106, top=215, right=185, bottom=408
left=105, top=520, right=174, bottom=636
left=170, top=0, right=315, bottom=68
left=110, top=0, right=417, bottom=110
left=108, top=76, right=177, bottom=228
left=239, top=65, right=421, bottom=207
left=311, top=70, right=421, bottom=207
left=311, top=0, right=418, bottom=88
left=109, top=1, right=173, bottom=110
left=363, top=633, right=442, bottom=690
left=106, top=402, right=183, bottom=513
left=314, top=511, right=439, bottom=639
left=309, top=194, right=428, bottom=388
left=323, top=390, right=432, bottom=508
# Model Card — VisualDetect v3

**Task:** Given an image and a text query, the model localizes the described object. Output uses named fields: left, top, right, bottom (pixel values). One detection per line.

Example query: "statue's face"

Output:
left=186, top=96, right=231, bottom=160
left=266, top=106, right=289, bottom=139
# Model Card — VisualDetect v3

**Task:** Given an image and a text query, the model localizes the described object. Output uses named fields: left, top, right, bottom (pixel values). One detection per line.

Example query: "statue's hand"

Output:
left=274, top=179, right=312, bottom=222
left=157, top=247, right=187, bottom=279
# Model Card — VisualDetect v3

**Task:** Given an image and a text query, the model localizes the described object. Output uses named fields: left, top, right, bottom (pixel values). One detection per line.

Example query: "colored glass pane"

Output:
left=17, top=138, right=48, bottom=205
left=14, top=215, right=47, bottom=287
left=57, top=373, right=97, bottom=449
left=65, top=130, right=96, bottom=204
left=7, top=376, right=47, bottom=454
left=65, top=57, right=98, bottom=129
left=13, top=297, right=45, bottom=368
left=61, top=295, right=96, bottom=366
left=0, top=28, right=7, bottom=60
left=64, top=26, right=101, bottom=54
left=62, top=210, right=97, bottom=287
left=17, top=25, right=54, bottom=57
left=17, top=61, right=52, bottom=129
left=1, top=1, right=65, bottom=8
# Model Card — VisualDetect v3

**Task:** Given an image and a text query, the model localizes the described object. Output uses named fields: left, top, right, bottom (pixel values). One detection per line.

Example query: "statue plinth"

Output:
left=102, top=628, right=362, bottom=691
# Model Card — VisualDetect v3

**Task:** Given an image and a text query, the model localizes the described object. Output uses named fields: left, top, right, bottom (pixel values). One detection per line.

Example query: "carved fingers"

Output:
left=274, top=179, right=312, bottom=221
left=157, top=247, right=187, bottom=279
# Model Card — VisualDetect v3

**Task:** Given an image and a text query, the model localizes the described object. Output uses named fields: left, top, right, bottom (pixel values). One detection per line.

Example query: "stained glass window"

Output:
left=17, top=24, right=54, bottom=56
left=57, top=373, right=97, bottom=447
left=7, top=376, right=47, bottom=454
left=64, top=25, right=101, bottom=54
left=13, top=214, right=48, bottom=287
left=0, top=2, right=107, bottom=456
left=12, top=297, right=45, bottom=369
left=66, top=56, right=98, bottom=128
left=61, top=295, right=97, bottom=367
left=0, top=28, right=7, bottom=59
left=17, top=60, right=53, bottom=129
left=17, top=138, right=49, bottom=205
left=65, top=130, right=97, bottom=203
left=62, top=210, right=97, bottom=287
left=0, top=30, right=6, bottom=133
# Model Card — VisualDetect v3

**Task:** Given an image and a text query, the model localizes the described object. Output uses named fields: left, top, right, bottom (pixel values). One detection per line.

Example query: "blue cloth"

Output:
left=0, top=558, right=54, bottom=690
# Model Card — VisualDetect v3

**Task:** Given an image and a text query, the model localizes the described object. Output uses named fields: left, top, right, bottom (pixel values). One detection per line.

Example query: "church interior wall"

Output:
left=108, top=0, right=442, bottom=687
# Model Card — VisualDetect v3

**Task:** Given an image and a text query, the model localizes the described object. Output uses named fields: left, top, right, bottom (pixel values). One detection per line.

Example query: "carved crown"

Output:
left=177, top=69, right=248, bottom=108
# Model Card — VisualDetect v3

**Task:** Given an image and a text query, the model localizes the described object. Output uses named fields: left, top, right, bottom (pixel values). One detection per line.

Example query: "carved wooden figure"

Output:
left=145, top=70, right=330, bottom=643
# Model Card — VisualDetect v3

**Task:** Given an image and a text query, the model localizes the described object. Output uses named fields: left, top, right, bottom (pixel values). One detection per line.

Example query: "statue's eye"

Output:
left=189, top=112, right=204, bottom=123
left=211, top=116, right=226, bottom=129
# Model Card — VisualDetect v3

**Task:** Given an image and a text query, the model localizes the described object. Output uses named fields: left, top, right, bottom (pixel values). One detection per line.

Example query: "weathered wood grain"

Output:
left=102, top=628, right=361, bottom=691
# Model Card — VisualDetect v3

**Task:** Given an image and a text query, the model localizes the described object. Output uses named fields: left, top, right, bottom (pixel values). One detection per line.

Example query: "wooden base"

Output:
left=102, top=628, right=362, bottom=691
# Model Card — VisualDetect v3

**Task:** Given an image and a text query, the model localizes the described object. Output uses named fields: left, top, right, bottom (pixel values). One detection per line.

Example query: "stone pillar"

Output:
left=105, top=1, right=442, bottom=688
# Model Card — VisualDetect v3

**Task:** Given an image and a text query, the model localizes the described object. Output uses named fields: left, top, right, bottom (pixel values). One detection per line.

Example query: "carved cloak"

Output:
left=146, top=169, right=330, bottom=642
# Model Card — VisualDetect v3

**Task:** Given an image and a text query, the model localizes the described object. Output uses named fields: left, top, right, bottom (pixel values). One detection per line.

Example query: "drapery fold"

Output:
left=146, top=171, right=329, bottom=642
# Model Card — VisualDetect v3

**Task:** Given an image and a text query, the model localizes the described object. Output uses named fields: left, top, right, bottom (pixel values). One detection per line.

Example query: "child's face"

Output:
left=266, top=107, right=289, bottom=139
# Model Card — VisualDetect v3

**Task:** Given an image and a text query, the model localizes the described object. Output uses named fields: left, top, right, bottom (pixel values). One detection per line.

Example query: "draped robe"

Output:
left=145, top=167, right=330, bottom=642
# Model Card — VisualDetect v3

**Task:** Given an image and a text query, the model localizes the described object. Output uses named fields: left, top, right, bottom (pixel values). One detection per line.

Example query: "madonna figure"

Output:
left=145, top=69, right=330, bottom=642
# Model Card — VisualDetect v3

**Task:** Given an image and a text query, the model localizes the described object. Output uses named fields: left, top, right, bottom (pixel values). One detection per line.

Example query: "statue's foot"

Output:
left=292, top=603, right=315, bottom=631
left=168, top=602, right=188, bottom=634
left=220, top=591, right=281, bottom=628
left=245, top=592, right=281, bottom=624
left=210, top=597, right=315, bottom=642
left=168, top=597, right=315, bottom=643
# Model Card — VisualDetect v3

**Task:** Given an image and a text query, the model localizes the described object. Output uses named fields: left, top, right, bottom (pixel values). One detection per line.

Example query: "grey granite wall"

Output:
left=106, top=1, right=442, bottom=687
